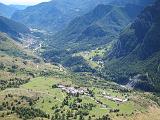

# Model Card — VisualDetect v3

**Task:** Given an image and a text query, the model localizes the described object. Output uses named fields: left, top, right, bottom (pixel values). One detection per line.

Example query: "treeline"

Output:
left=14, top=107, right=49, bottom=119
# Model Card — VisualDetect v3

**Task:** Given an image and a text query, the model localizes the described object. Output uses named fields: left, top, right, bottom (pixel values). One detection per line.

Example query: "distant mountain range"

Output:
left=103, top=0, right=160, bottom=92
left=0, top=3, right=28, bottom=18
left=9, top=5, right=28, bottom=10
left=0, top=3, right=16, bottom=18
left=11, top=0, right=154, bottom=33
left=49, top=4, right=143, bottom=51
left=11, top=0, right=114, bottom=32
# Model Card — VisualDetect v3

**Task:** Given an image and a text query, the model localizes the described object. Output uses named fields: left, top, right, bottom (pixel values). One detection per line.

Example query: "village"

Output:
left=57, top=84, right=89, bottom=96
left=56, top=84, right=128, bottom=103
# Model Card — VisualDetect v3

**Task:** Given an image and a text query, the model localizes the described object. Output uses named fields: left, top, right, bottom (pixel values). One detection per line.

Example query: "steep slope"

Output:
left=0, top=16, right=30, bottom=40
left=11, top=0, right=113, bottom=32
left=104, top=0, right=160, bottom=92
left=0, top=33, right=32, bottom=58
left=49, top=4, right=143, bottom=51
left=0, top=32, right=38, bottom=81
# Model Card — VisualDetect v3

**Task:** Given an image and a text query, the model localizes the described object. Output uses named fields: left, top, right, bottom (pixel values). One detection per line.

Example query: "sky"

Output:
left=0, top=0, right=51, bottom=5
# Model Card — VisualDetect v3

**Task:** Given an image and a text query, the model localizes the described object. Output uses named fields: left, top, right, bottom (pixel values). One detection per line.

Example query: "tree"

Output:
left=0, top=63, right=5, bottom=70
left=79, top=113, right=84, bottom=120
left=52, top=84, right=58, bottom=88
left=62, top=98, right=69, bottom=106
left=88, top=116, right=92, bottom=120
left=0, top=105, right=4, bottom=111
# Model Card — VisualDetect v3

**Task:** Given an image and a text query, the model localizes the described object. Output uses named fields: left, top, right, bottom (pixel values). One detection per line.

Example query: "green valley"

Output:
left=0, top=0, right=160, bottom=120
left=0, top=33, right=159, bottom=119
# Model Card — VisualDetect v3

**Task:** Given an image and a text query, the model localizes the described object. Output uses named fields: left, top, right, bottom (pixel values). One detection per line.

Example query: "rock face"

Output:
left=104, top=0, right=160, bottom=92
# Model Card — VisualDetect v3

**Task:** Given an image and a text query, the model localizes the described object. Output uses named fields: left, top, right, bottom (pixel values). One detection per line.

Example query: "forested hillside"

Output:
left=0, top=3, right=16, bottom=18
left=103, top=0, right=160, bottom=92
left=49, top=4, right=143, bottom=50
left=0, top=16, right=30, bottom=40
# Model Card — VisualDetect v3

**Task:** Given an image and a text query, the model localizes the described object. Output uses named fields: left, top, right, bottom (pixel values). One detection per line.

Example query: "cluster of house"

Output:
left=57, top=84, right=88, bottom=96
left=57, top=84, right=128, bottom=103
left=102, top=92, right=128, bottom=103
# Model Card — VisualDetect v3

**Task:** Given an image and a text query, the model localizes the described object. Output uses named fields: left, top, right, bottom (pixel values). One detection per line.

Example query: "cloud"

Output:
left=0, top=0, right=51, bottom=5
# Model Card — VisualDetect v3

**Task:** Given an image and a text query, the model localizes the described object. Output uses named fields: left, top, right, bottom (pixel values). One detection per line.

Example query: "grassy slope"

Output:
left=1, top=75, right=159, bottom=120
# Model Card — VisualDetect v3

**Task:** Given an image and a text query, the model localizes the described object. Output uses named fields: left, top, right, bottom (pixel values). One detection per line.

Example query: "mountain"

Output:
left=49, top=4, right=143, bottom=51
left=41, top=1, right=154, bottom=72
left=0, top=16, right=30, bottom=40
left=1, top=1, right=160, bottom=120
left=0, top=3, right=17, bottom=18
left=11, top=0, right=114, bottom=32
left=103, top=0, right=160, bottom=92
left=9, top=5, right=28, bottom=10
left=0, top=3, right=28, bottom=18
left=11, top=0, right=154, bottom=32
left=42, top=3, right=144, bottom=69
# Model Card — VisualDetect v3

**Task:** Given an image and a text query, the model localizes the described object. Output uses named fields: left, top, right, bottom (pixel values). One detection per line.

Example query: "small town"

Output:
left=56, top=84, right=128, bottom=103
left=57, top=84, right=89, bottom=96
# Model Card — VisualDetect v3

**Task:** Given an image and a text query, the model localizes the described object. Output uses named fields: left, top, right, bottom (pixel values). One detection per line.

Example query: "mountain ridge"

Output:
left=11, top=0, right=113, bottom=32
left=41, top=3, right=144, bottom=68
left=0, top=3, right=17, bottom=18
left=0, top=16, right=30, bottom=40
